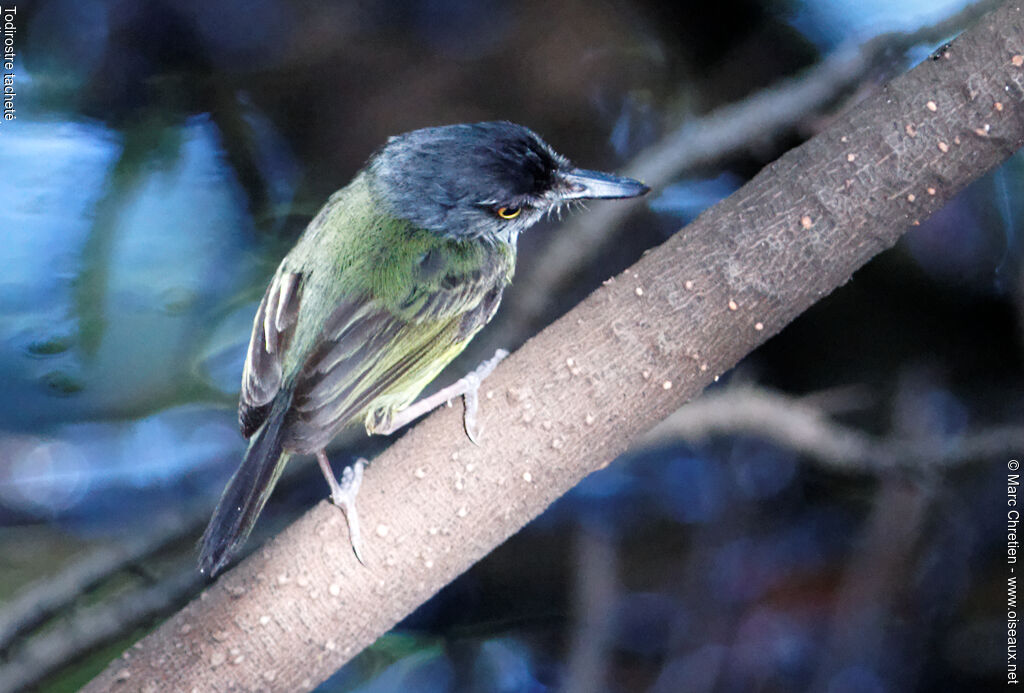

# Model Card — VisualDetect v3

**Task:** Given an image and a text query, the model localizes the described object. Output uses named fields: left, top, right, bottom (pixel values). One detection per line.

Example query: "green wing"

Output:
left=239, top=239, right=511, bottom=454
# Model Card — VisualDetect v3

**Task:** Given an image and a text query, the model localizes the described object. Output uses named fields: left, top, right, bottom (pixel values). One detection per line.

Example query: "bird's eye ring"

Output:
left=496, top=206, right=521, bottom=219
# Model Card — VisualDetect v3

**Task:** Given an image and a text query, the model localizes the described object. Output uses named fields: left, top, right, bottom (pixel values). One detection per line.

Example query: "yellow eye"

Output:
left=496, top=206, right=521, bottom=219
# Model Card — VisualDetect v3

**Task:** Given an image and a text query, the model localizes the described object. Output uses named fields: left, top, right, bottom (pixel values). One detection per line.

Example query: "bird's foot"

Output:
left=316, top=452, right=366, bottom=565
left=367, top=348, right=509, bottom=444
left=460, top=348, right=508, bottom=444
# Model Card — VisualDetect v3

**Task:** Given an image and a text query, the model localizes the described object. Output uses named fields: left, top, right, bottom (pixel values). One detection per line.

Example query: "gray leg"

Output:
left=372, top=348, right=509, bottom=444
left=316, top=451, right=366, bottom=565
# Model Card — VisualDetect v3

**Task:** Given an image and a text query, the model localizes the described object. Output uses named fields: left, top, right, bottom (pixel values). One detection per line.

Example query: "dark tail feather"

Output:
left=199, top=396, right=293, bottom=576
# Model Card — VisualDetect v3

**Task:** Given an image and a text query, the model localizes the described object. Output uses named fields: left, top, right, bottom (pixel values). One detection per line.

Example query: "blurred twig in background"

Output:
left=644, top=385, right=1024, bottom=474
left=808, top=478, right=934, bottom=691
left=0, top=568, right=203, bottom=693
left=563, top=528, right=619, bottom=693
left=0, top=512, right=195, bottom=655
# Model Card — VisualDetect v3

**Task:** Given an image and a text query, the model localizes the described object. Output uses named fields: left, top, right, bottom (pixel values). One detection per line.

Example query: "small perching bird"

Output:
left=198, top=121, right=649, bottom=576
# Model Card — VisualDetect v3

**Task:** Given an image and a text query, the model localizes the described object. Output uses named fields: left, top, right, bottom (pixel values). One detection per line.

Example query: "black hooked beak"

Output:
left=559, top=168, right=650, bottom=200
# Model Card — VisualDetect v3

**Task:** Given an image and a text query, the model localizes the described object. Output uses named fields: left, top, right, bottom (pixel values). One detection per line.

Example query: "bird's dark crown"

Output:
left=367, top=121, right=571, bottom=241
left=367, top=121, right=649, bottom=242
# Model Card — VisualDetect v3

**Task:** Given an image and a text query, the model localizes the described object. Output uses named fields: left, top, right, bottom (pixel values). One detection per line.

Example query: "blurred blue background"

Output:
left=0, top=0, right=1019, bottom=691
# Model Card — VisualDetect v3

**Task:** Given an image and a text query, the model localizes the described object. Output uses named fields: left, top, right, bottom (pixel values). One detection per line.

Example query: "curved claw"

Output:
left=333, top=460, right=366, bottom=565
left=461, top=349, right=509, bottom=445
left=463, top=386, right=481, bottom=445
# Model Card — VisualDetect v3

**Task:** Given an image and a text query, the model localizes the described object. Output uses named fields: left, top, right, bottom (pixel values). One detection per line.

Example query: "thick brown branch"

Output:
left=83, top=3, right=1024, bottom=691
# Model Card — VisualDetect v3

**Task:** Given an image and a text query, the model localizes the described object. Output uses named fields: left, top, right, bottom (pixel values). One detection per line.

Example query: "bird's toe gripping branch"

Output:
left=366, top=348, right=510, bottom=444
left=317, top=452, right=366, bottom=564
left=460, top=348, right=509, bottom=444
left=319, top=350, right=509, bottom=563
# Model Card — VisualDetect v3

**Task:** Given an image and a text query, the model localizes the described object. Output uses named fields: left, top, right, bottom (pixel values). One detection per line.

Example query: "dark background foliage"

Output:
left=0, top=1, right=1019, bottom=691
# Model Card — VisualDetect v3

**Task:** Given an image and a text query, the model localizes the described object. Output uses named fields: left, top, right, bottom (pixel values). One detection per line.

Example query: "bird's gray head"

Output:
left=367, top=121, right=648, bottom=242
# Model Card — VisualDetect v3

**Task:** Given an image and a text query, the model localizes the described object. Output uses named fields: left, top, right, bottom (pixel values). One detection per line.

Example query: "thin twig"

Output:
left=562, top=528, right=618, bottom=693
left=644, top=386, right=1024, bottom=474
left=0, top=568, right=204, bottom=693
left=0, top=511, right=198, bottom=654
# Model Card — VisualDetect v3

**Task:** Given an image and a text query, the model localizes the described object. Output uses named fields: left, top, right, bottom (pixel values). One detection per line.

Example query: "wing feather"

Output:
left=241, top=239, right=513, bottom=453
left=239, top=270, right=303, bottom=437
left=285, top=246, right=511, bottom=453
left=286, top=302, right=453, bottom=452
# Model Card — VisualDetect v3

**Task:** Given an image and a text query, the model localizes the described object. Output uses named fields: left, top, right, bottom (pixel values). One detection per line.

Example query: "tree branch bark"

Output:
left=83, top=3, right=1024, bottom=691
